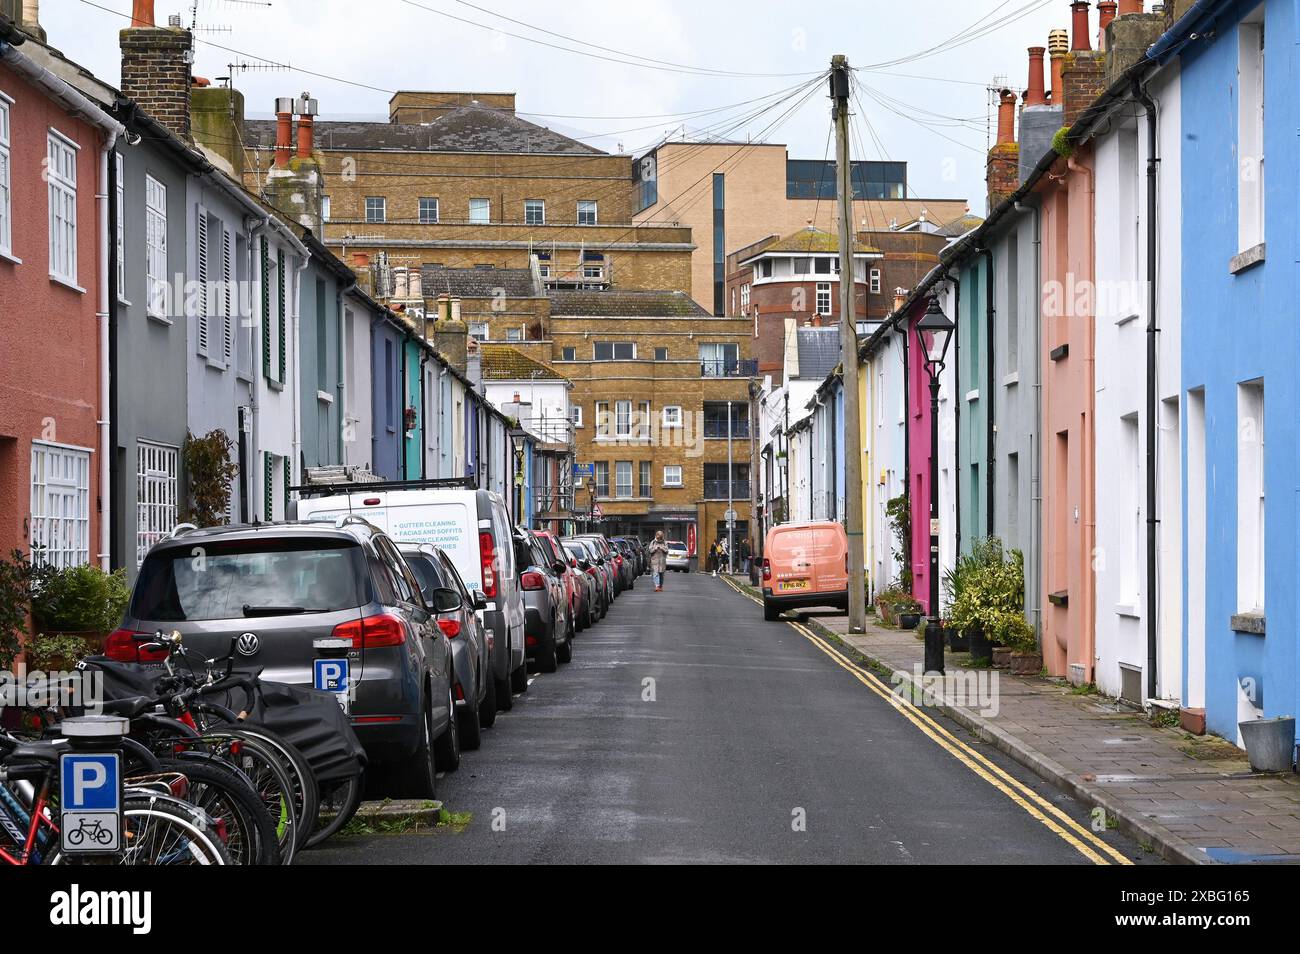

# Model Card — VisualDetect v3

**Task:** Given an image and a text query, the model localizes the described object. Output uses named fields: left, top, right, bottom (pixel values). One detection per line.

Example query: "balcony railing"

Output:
left=703, top=420, right=751, bottom=439
left=703, top=480, right=751, bottom=500
left=700, top=359, right=759, bottom=378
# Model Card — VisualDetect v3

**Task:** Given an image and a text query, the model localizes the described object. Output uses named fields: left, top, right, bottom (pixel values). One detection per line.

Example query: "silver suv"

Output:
left=115, top=519, right=459, bottom=799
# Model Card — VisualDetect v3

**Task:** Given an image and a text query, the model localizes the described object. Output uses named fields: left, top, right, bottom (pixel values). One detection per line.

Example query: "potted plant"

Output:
left=896, top=598, right=923, bottom=630
left=942, top=554, right=974, bottom=652
left=874, top=585, right=911, bottom=626
left=29, top=562, right=130, bottom=666
left=948, top=538, right=1035, bottom=671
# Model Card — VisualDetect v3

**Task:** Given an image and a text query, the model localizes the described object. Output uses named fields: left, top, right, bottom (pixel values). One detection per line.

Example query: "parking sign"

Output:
left=314, top=657, right=350, bottom=712
left=59, top=752, right=122, bottom=854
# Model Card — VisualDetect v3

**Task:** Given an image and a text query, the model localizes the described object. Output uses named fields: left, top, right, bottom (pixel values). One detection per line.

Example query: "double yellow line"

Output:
left=724, top=578, right=1131, bottom=865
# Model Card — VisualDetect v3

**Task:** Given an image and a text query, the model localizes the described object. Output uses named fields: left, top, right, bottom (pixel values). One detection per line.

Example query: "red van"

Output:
left=761, top=521, right=850, bottom=621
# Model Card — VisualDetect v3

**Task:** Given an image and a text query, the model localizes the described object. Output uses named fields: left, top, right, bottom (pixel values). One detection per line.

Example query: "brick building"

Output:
left=633, top=142, right=971, bottom=313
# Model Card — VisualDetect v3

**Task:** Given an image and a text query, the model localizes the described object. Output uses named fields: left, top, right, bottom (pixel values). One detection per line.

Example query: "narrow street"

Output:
left=306, top=573, right=1155, bottom=865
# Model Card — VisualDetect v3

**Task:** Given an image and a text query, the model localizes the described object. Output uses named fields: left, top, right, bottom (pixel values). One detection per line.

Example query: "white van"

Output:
left=296, top=485, right=528, bottom=709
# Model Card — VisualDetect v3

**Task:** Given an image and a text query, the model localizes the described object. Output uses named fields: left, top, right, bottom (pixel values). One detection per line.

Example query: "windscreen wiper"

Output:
left=242, top=604, right=307, bottom=616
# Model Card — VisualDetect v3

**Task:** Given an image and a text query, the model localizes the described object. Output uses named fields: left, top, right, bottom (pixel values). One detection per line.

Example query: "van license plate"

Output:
left=780, top=579, right=809, bottom=591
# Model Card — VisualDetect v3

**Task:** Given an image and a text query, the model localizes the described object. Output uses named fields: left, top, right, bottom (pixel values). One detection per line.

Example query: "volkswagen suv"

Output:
left=114, top=518, right=459, bottom=798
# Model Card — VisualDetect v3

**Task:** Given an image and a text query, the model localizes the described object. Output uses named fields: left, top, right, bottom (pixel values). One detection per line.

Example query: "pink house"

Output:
left=904, top=302, right=936, bottom=614
left=0, top=22, right=122, bottom=570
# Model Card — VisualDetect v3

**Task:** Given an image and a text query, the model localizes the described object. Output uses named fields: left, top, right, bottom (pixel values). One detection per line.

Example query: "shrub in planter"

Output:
left=947, top=538, right=1037, bottom=661
left=0, top=550, right=36, bottom=670
left=26, top=632, right=101, bottom=671
left=29, top=562, right=130, bottom=660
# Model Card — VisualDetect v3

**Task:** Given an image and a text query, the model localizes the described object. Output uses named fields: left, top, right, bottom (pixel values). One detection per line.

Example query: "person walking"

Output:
left=648, top=531, right=670, bottom=592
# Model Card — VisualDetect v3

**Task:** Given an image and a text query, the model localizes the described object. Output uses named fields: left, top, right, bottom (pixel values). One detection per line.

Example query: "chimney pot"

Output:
left=1098, top=0, right=1118, bottom=43
left=1048, top=29, right=1069, bottom=102
left=1025, top=46, right=1047, bottom=107
left=1118, top=0, right=1142, bottom=13
left=129, top=0, right=154, bottom=27
left=274, top=97, right=294, bottom=168
left=996, top=89, right=1017, bottom=145
left=1071, top=0, right=1092, bottom=51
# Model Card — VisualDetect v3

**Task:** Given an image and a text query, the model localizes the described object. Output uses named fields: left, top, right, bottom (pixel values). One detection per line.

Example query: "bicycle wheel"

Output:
left=208, top=726, right=318, bottom=853
left=155, top=758, right=281, bottom=866
left=199, top=734, right=299, bottom=865
left=50, top=795, right=230, bottom=865
left=306, top=773, right=363, bottom=848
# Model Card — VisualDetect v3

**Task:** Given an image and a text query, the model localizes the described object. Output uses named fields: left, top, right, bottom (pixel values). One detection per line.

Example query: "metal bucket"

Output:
left=1238, top=716, right=1296, bottom=773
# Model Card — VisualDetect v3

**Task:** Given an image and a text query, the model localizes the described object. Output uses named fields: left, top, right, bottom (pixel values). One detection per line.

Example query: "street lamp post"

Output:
left=914, top=296, right=954, bottom=676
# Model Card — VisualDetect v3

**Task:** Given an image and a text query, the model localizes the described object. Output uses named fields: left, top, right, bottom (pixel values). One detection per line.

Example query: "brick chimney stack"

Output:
left=120, top=2, right=194, bottom=142
left=1025, top=47, right=1047, bottom=107
left=1070, top=0, right=1092, bottom=50
left=987, top=89, right=1020, bottom=211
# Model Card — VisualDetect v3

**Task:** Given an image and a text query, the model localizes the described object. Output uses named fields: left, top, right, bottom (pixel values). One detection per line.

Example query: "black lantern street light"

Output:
left=915, top=296, right=955, bottom=675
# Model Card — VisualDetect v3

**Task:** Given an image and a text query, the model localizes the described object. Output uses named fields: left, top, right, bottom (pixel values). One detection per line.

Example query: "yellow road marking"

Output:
left=722, top=577, right=1131, bottom=866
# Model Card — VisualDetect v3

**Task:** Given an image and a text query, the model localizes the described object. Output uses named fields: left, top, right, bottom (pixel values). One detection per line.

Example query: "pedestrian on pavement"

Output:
left=648, top=531, right=670, bottom=592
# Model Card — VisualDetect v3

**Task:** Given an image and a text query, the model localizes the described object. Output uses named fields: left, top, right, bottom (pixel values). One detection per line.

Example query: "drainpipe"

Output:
left=398, top=334, right=408, bottom=478
left=419, top=347, right=430, bottom=479
left=899, top=309, right=910, bottom=579
left=105, top=139, right=120, bottom=567
left=292, top=251, right=310, bottom=487
left=978, top=245, right=996, bottom=538
left=947, top=272, right=962, bottom=560
left=1017, top=198, right=1043, bottom=640
left=246, top=214, right=270, bottom=520
left=97, top=128, right=119, bottom=570
left=1136, top=80, right=1160, bottom=700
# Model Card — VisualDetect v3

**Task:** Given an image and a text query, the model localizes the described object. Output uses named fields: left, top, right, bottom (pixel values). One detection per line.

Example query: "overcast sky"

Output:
left=38, top=0, right=1083, bottom=215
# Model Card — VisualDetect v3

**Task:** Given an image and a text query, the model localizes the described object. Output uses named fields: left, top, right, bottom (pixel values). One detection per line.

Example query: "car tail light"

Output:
left=525, top=634, right=538, bottom=647
left=520, top=571, right=545, bottom=591
left=480, top=531, right=498, bottom=598
left=332, top=613, right=406, bottom=648
left=104, top=628, right=168, bottom=663
left=762, top=558, right=772, bottom=582
left=585, top=566, right=598, bottom=578
left=437, top=618, right=461, bottom=638
left=453, top=682, right=465, bottom=702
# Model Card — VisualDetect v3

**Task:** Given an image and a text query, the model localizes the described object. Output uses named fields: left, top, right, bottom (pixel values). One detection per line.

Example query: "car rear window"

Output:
left=132, top=538, right=369, bottom=622
left=403, top=552, right=446, bottom=600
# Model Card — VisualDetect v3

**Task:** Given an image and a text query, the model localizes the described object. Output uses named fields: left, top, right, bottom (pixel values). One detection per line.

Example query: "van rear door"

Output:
left=384, top=498, right=482, bottom=594
left=812, top=525, right=849, bottom=594
left=768, top=527, right=814, bottom=594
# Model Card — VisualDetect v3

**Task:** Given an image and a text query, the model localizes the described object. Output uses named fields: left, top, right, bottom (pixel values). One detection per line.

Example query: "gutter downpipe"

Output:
left=979, top=244, right=996, bottom=538
left=1136, top=79, right=1160, bottom=699
left=1017, top=198, right=1044, bottom=640
left=98, top=128, right=119, bottom=570
left=1067, top=151, right=1097, bottom=678
left=292, top=251, right=311, bottom=489
left=246, top=214, right=271, bottom=521
left=899, top=309, right=911, bottom=581
left=947, top=271, right=962, bottom=561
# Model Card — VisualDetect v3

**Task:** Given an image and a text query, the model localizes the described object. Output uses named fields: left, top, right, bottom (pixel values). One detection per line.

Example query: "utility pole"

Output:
left=832, top=54, right=866, bottom=634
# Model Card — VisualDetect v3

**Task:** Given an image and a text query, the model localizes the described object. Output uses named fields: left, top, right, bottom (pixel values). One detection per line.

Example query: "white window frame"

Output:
left=29, top=441, right=92, bottom=568
left=636, top=400, right=651, bottom=440
left=577, top=199, right=598, bottom=225
left=614, top=460, right=633, bottom=498
left=615, top=400, right=633, bottom=438
left=469, top=198, right=490, bottom=224
left=594, top=341, right=635, bottom=361
left=1237, top=380, right=1265, bottom=613
left=538, top=263, right=551, bottom=279
left=816, top=281, right=832, bottom=316
left=365, top=196, right=386, bottom=223
left=524, top=199, right=545, bottom=225
left=468, top=321, right=488, bottom=341
left=581, top=263, right=604, bottom=280
left=145, top=174, right=168, bottom=318
left=114, top=152, right=125, bottom=296
left=47, top=129, right=78, bottom=286
left=662, top=405, right=682, bottom=428
left=418, top=196, right=439, bottom=224
left=321, top=194, right=331, bottom=222
left=740, top=283, right=750, bottom=312
left=663, top=464, right=683, bottom=488
left=0, top=92, right=10, bottom=258
left=136, top=440, right=178, bottom=566
left=1237, top=10, right=1266, bottom=254
left=870, top=268, right=882, bottom=294
left=572, top=405, right=583, bottom=428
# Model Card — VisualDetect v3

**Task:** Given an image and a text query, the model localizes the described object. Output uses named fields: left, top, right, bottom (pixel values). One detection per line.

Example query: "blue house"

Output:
left=1154, top=0, right=1297, bottom=744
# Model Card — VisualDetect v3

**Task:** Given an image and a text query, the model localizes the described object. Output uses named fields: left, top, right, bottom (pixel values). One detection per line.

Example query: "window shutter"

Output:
left=283, top=456, right=291, bottom=513
left=222, top=225, right=234, bottom=363
left=195, top=207, right=209, bottom=355
left=277, top=247, right=287, bottom=383
left=260, top=237, right=271, bottom=379
left=263, top=454, right=273, bottom=521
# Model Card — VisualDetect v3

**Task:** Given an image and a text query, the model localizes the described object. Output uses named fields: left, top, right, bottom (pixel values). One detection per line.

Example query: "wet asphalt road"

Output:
left=303, top=571, right=1158, bottom=864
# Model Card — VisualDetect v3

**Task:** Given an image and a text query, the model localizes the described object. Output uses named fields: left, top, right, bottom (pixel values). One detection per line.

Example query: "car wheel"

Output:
left=396, top=699, right=437, bottom=798
left=479, top=668, right=498, bottom=727
left=510, top=653, right=529, bottom=695
left=557, top=629, right=573, bottom=664
left=537, top=619, right=559, bottom=674
left=458, top=687, right=482, bottom=751
left=434, top=687, right=461, bottom=772
left=763, top=601, right=780, bottom=622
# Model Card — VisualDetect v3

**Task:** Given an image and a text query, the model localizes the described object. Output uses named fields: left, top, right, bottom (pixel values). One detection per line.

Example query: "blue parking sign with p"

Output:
left=314, top=658, right=349, bottom=694
left=60, top=752, right=122, bottom=854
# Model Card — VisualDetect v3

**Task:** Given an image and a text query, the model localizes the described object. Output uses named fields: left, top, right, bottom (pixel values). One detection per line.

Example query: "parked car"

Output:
left=564, top=539, right=609, bottom=620
left=399, top=542, right=494, bottom=749
left=116, top=519, right=459, bottom=798
left=666, top=539, right=690, bottom=572
left=613, top=536, right=646, bottom=576
left=560, top=540, right=599, bottom=627
left=609, top=538, right=639, bottom=589
left=573, top=534, right=622, bottom=597
left=515, top=530, right=572, bottom=672
left=533, top=529, right=584, bottom=635
left=760, top=520, right=850, bottom=621
left=573, top=537, right=615, bottom=613
left=295, top=484, right=529, bottom=709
